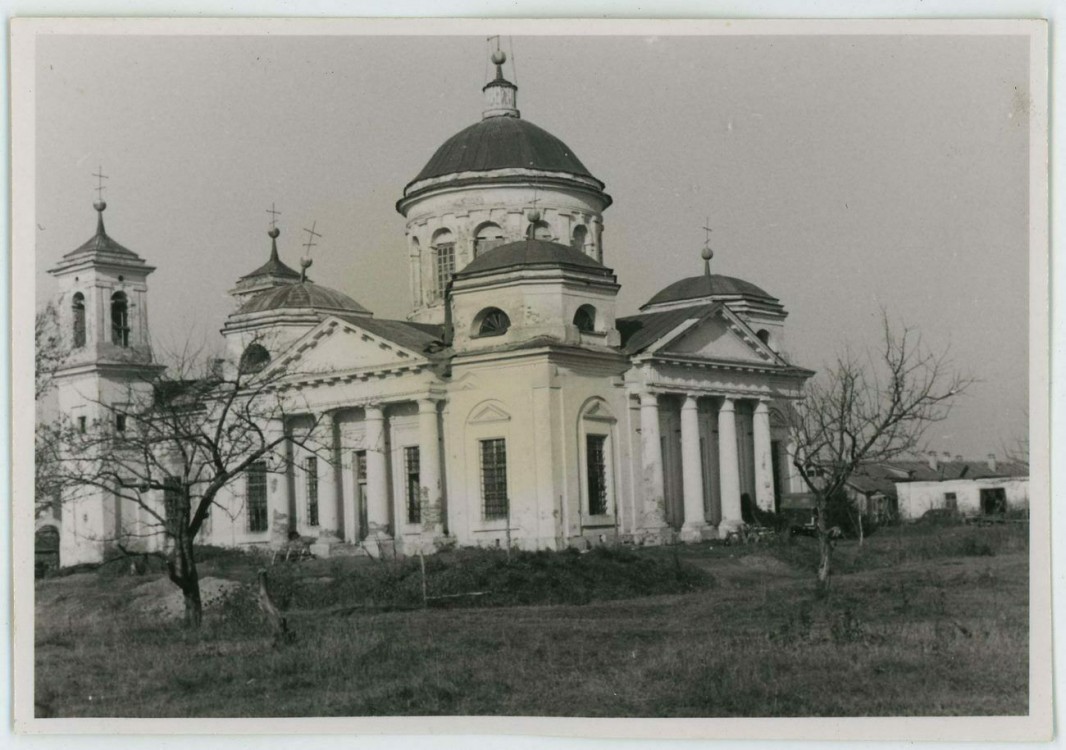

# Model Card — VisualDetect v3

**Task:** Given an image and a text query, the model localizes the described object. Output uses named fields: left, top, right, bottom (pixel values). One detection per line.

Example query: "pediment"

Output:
left=467, top=401, right=512, bottom=424
left=655, top=307, right=778, bottom=365
left=269, top=317, right=428, bottom=380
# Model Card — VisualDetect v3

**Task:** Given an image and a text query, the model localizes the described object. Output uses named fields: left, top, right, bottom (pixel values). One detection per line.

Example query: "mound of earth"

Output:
left=130, top=576, right=244, bottom=620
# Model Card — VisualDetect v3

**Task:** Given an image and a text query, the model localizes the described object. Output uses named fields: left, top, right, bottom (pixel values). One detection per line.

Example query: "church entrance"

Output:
left=353, top=450, right=369, bottom=540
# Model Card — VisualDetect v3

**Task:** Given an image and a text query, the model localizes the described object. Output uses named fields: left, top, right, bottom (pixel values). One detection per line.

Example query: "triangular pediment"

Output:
left=467, top=401, right=512, bottom=424
left=655, top=306, right=779, bottom=365
left=269, top=316, right=429, bottom=380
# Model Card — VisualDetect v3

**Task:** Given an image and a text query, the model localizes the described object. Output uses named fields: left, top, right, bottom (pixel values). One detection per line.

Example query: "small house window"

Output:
left=405, top=446, right=421, bottom=524
left=479, top=438, right=508, bottom=520
left=305, top=457, right=319, bottom=527
left=246, top=461, right=268, bottom=532
left=72, top=292, right=86, bottom=348
left=77, top=416, right=87, bottom=434
left=476, top=308, right=511, bottom=337
left=115, top=413, right=127, bottom=433
left=586, top=434, right=608, bottom=515
left=944, top=492, right=958, bottom=511
left=110, top=292, right=130, bottom=347
left=573, top=305, right=596, bottom=333
left=474, top=223, right=505, bottom=258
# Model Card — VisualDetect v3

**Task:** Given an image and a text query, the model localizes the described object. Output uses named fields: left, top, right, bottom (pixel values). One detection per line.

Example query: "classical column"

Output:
left=679, top=394, right=708, bottom=542
left=267, top=419, right=292, bottom=548
left=418, top=398, right=443, bottom=536
left=717, top=397, right=743, bottom=536
left=364, top=404, right=391, bottom=538
left=752, top=400, right=776, bottom=514
left=314, top=411, right=340, bottom=540
left=639, top=392, right=668, bottom=538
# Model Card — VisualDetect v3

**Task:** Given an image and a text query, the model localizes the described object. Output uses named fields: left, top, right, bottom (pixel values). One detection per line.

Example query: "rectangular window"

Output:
left=479, top=438, right=508, bottom=520
left=247, top=461, right=268, bottom=532
left=434, top=243, right=455, bottom=299
left=163, top=476, right=182, bottom=531
left=405, top=446, right=421, bottom=524
left=77, top=416, right=87, bottom=434
left=944, top=491, right=958, bottom=511
left=305, top=457, right=319, bottom=527
left=115, top=413, right=127, bottom=433
left=586, top=434, right=609, bottom=515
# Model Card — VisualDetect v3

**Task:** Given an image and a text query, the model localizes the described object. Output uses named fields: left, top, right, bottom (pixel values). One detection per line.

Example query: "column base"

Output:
left=361, top=531, right=396, bottom=560
left=635, top=526, right=677, bottom=546
left=679, top=524, right=715, bottom=543
left=717, top=518, right=746, bottom=540
left=309, top=533, right=341, bottom=558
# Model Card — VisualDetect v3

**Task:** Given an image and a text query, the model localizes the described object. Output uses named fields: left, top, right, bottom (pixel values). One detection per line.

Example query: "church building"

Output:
left=48, top=49, right=814, bottom=564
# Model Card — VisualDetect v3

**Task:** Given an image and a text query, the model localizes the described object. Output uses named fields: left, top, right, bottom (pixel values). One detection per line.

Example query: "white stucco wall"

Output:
left=896, top=477, right=1030, bottom=520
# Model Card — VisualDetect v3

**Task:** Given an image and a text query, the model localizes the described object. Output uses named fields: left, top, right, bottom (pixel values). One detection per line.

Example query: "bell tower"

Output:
left=47, top=197, right=164, bottom=565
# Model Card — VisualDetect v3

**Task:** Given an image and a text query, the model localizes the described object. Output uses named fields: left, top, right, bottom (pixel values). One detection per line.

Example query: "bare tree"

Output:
left=44, top=337, right=329, bottom=628
left=788, top=312, right=973, bottom=595
left=35, top=304, right=67, bottom=518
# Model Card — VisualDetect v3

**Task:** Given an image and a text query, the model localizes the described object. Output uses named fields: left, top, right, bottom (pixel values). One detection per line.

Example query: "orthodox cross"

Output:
left=266, top=202, right=282, bottom=231
left=92, top=166, right=109, bottom=202
left=302, top=220, right=322, bottom=258
left=702, top=217, right=714, bottom=251
left=486, top=34, right=501, bottom=52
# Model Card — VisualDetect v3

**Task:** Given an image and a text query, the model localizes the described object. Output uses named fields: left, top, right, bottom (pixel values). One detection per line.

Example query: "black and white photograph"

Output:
left=11, top=16, right=1050, bottom=741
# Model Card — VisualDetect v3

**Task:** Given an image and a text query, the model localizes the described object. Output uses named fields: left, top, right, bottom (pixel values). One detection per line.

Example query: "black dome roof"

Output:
left=238, top=282, right=370, bottom=315
left=409, top=117, right=596, bottom=186
left=458, top=238, right=612, bottom=277
left=643, top=274, right=777, bottom=309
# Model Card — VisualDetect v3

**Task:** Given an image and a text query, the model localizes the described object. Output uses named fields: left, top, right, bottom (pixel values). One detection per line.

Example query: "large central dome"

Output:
left=410, top=116, right=595, bottom=186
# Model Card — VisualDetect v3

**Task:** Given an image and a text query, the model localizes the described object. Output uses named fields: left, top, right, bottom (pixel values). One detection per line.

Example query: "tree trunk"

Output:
left=816, top=501, right=832, bottom=596
left=171, top=498, right=203, bottom=629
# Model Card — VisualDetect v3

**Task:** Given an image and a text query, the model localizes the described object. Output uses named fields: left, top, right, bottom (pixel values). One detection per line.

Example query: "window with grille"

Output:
left=72, top=292, right=86, bottom=348
left=110, top=292, right=130, bottom=347
left=434, top=243, right=455, bottom=299
left=944, top=492, right=958, bottom=511
left=405, top=446, right=421, bottom=524
left=305, top=457, right=319, bottom=526
left=247, top=461, right=268, bottom=532
left=479, top=438, right=508, bottom=520
left=163, top=476, right=182, bottom=532
left=586, top=434, right=608, bottom=515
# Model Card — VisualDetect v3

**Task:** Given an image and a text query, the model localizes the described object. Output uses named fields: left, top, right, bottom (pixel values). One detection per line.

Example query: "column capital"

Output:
left=639, top=391, right=660, bottom=408
left=719, top=396, right=736, bottom=411
left=753, top=398, right=771, bottom=413
left=418, top=397, right=442, bottom=414
left=681, top=393, right=700, bottom=409
left=364, top=403, right=384, bottom=419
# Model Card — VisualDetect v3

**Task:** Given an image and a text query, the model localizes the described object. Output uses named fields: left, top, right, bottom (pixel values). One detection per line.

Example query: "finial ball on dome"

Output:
left=701, top=246, right=714, bottom=261
left=528, top=208, right=542, bottom=222
left=491, top=49, right=507, bottom=65
left=93, top=200, right=107, bottom=212
left=268, top=227, right=280, bottom=239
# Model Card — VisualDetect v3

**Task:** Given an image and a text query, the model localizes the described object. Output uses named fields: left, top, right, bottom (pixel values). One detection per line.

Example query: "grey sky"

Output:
left=34, top=32, right=1030, bottom=457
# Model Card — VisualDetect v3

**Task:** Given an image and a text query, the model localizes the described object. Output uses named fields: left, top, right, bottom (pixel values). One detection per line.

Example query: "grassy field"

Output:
left=34, top=522, right=1029, bottom=718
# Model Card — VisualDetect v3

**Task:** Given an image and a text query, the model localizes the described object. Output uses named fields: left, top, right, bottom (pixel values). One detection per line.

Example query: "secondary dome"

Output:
left=408, top=117, right=596, bottom=187
left=237, top=282, right=371, bottom=316
left=458, top=238, right=612, bottom=277
left=642, top=274, right=778, bottom=310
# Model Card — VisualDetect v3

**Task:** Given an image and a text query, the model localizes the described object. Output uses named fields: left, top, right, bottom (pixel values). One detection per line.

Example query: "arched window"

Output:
left=431, top=229, right=455, bottom=301
left=531, top=221, right=553, bottom=241
left=240, top=343, right=271, bottom=374
left=573, top=305, right=597, bottom=333
left=578, top=398, right=616, bottom=518
left=571, top=225, right=588, bottom=253
left=474, top=223, right=505, bottom=258
left=756, top=329, right=773, bottom=349
left=475, top=307, right=511, bottom=338
left=110, top=292, right=129, bottom=347
left=72, top=292, right=86, bottom=348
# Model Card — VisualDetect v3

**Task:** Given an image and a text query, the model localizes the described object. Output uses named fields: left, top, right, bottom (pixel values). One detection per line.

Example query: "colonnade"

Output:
left=639, top=391, right=777, bottom=541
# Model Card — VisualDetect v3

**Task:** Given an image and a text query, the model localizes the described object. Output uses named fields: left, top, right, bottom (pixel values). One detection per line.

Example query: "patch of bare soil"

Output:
left=129, top=576, right=244, bottom=620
